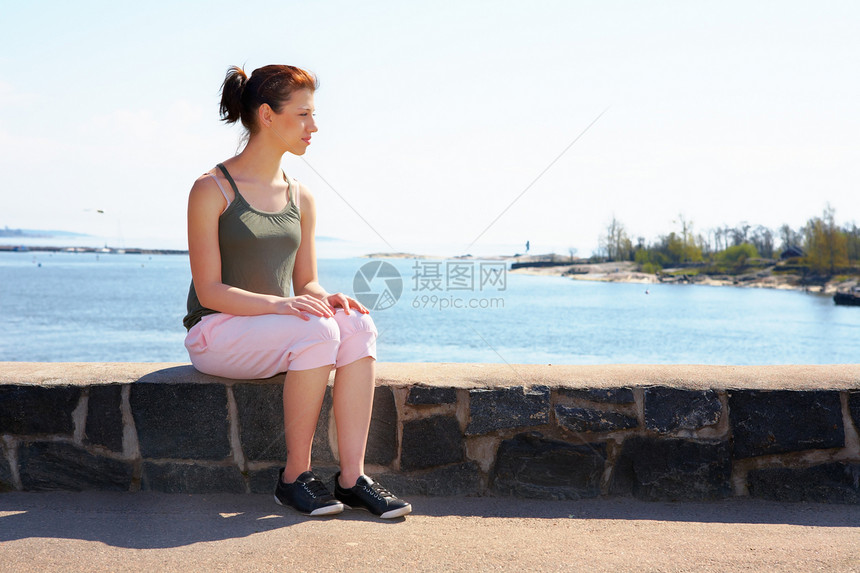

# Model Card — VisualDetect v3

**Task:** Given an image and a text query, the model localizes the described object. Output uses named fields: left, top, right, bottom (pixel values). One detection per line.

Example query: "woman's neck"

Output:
left=230, top=135, right=287, bottom=182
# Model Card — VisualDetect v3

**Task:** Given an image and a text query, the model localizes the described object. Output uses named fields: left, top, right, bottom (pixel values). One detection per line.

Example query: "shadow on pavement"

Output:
left=0, top=492, right=394, bottom=549
left=1, top=492, right=857, bottom=550
left=414, top=495, right=860, bottom=526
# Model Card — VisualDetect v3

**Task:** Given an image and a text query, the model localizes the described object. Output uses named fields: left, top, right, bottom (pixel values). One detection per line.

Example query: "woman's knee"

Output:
left=300, top=314, right=342, bottom=343
left=332, top=309, right=378, bottom=339
left=332, top=311, right=377, bottom=367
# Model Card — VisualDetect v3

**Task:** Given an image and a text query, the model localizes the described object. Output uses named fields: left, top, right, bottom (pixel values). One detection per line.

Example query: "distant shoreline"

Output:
left=507, top=260, right=859, bottom=295
left=0, top=245, right=188, bottom=256
left=365, top=252, right=859, bottom=295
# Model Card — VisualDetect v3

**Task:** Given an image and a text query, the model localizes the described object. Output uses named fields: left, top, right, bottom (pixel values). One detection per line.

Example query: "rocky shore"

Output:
left=508, top=259, right=858, bottom=295
left=363, top=253, right=858, bottom=295
left=364, top=253, right=860, bottom=295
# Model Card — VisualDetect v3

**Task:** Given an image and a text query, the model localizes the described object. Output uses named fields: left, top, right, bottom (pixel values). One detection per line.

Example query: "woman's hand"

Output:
left=323, top=292, right=370, bottom=315
left=277, top=294, right=337, bottom=321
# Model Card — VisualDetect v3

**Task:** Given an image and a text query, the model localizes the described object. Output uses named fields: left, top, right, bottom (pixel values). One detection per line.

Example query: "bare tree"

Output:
left=778, top=224, right=802, bottom=252
left=599, top=215, right=631, bottom=261
left=712, top=227, right=724, bottom=252
left=729, top=222, right=751, bottom=247
left=750, top=225, right=774, bottom=259
left=844, top=222, right=860, bottom=263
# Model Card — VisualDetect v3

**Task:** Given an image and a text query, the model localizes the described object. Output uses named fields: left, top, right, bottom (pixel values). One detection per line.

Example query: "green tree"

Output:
left=664, top=232, right=684, bottom=264
left=804, top=205, right=848, bottom=274
left=671, top=214, right=703, bottom=263
left=634, top=247, right=664, bottom=273
left=716, top=243, right=759, bottom=268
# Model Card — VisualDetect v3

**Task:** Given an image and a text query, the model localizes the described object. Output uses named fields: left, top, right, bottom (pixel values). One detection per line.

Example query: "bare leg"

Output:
left=332, top=356, right=375, bottom=488
left=281, top=364, right=332, bottom=483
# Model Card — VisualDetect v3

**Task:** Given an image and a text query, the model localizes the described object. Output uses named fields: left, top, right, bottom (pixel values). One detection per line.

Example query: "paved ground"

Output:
left=1, top=492, right=858, bottom=572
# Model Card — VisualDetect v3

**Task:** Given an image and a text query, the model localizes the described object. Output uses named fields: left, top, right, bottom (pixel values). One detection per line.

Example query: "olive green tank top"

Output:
left=183, top=163, right=302, bottom=330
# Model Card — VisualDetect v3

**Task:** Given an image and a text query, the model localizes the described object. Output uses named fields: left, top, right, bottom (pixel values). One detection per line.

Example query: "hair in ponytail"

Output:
left=218, top=64, right=318, bottom=135
left=219, top=66, right=248, bottom=125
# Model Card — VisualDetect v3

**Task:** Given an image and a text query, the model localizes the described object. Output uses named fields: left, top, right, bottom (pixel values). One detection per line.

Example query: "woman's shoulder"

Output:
left=291, top=179, right=315, bottom=213
left=192, top=163, right=231, bottom=191
left=189, top=167, right=232, bottom=210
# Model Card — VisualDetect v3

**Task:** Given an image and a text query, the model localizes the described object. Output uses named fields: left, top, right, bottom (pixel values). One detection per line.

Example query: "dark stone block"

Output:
left=849, top=391, right=860, bottom=429
left=557, top=387, right=635, bottom=404
left=406, top=386, right=458, bottom=405
left=0, top=442, right=14, bottom=492
left=248, top=465, right=282, bottom=494
left=466, top=386, right=551, bottom=435
left=18, top=442, right=133, bottom=492
left=400, top=416, right=463, bottom=471
left=748, top=463, right=860, bottom=504
left=729, top=390, right=843, bottom=459
left=85, top=385, right=124, bottom=452
left=130, top=383, right=230, bottom=460
left=234, top=383, right=285, bottom=462
left=492, top=432, right=605, bottom=500
left=140, top=462, right=246, bottom=494
left=0, top=385, right=81, bottom=435
left=644, top=388, right=721, bottom=433
left=376, top=462, right=483, bottom=496
left=366, top=386, right=397, bottom=465
left=610, top=437, right=731, bottom=501
left=556, top=405, right=638, bottom=433
left=234, top=383, right=334, bottom=464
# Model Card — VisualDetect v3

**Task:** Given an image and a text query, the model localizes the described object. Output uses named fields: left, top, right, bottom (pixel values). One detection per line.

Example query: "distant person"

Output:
left=526, top=240, right=530, bottom=253
left=182, top=64, right=411, bottom=519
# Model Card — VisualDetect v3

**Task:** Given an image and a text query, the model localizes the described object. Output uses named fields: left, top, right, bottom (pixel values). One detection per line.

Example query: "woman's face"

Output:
left=268, top=88, right=317, bottom=155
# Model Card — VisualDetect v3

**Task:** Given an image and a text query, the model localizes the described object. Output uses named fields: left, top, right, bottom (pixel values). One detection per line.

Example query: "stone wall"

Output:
left=1, top=363, right=859, bottom=503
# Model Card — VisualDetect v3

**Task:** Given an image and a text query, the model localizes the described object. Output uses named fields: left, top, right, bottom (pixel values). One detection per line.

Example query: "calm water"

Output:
left=0, top=251, right=857, bottom=364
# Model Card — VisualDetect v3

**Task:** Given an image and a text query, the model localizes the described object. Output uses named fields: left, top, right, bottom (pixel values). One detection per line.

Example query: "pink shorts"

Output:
left=184, top=308, right=377, bottom=379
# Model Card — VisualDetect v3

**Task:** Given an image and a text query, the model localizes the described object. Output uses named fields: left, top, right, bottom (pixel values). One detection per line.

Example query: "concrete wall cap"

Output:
left=1, top=362, right=859, bottom=390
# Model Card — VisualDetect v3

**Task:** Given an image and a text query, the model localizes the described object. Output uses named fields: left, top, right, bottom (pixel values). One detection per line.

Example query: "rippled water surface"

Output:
left=1, top=252, right=857, bottom=364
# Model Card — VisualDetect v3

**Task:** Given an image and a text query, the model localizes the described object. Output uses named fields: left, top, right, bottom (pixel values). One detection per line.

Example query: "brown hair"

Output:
left=219, top=65, right=318, bottom=134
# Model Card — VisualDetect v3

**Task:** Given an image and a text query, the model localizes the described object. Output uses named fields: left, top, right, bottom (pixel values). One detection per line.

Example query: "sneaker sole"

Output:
left=381, top=503, right=412, bottom=519
left=341, top=502, right=413, bottom=519
left=274, top=495, right=344, bottom=516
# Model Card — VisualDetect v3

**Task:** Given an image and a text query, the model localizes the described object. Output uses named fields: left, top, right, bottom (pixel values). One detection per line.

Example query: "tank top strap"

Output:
left=216, top=163, right=242, bottom=198
left=290, top=177, right=301, bottom=213
left=206, top=172, right=231, bottom=209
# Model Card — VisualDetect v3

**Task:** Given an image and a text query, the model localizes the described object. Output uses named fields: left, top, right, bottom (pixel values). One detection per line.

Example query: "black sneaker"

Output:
left=274, top=469, right=344, bottom=516
left=334, top=472, right=412, bottom=519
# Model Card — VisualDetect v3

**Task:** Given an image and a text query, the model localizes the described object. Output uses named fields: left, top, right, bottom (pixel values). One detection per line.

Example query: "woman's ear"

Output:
left=258, top=103, right=273, bottom=128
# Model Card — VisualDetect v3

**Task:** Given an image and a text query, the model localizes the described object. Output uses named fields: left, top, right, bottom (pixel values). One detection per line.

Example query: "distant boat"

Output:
left=833, top=288, right=860, bottom=306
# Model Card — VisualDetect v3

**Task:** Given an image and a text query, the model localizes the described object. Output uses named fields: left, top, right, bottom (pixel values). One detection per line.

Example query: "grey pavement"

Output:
left=1, top=492, right=858, bottom=572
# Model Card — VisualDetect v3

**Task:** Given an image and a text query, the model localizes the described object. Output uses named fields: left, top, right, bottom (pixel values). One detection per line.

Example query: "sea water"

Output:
left=0, top=251, right=857, bottom=364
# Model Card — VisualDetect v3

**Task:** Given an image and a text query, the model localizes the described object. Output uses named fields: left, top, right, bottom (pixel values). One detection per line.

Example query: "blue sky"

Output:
left=2, top=0, right=858, bottom=256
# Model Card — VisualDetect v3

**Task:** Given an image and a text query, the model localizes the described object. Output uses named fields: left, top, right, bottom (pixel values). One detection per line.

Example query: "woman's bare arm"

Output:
left=292, top=183, right=328, bottom=299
